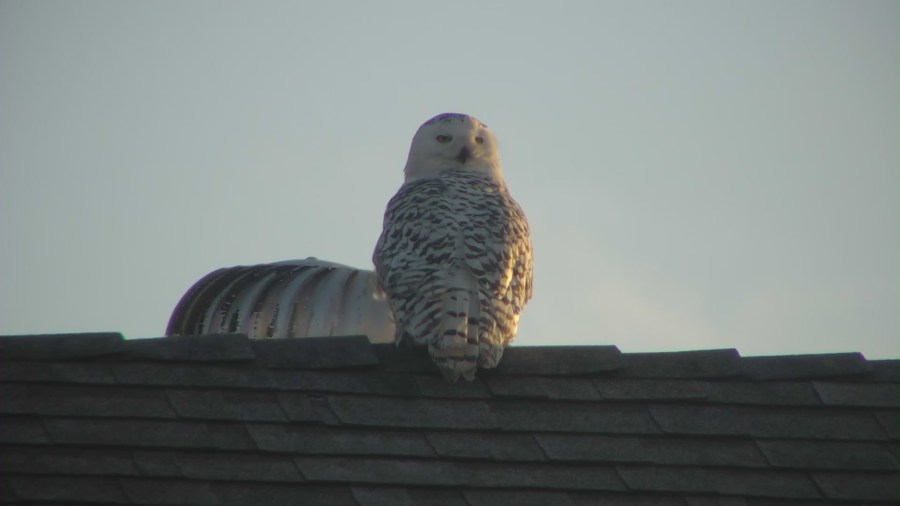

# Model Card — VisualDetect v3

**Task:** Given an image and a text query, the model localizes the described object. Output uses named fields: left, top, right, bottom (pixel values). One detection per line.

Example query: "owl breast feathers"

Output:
left=373, top=113, right=533, bottom=382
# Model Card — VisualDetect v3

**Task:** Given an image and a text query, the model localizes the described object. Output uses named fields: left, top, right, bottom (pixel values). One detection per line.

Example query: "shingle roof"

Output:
left=1, top=332, right=897, bottom=505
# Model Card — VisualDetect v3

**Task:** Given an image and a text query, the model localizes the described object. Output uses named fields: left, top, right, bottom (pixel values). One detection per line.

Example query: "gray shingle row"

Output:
left=12, top=417, right=257, bottom=450
left=4, top=361, right=896, bottom=410
left=0, top=333, right=887, bottom=381
left=16, top=475, right=880, bottom=506
left=4, top=450, right=897, bottom=502
left=35, top=390, right=887, bottom=439
left=5, top=418, right=896, bottom=472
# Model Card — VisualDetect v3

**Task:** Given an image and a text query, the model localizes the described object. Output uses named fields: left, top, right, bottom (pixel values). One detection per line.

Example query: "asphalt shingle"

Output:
left=616, top=466, right=821, bottom=499
left=535, top=434, right=768, bottom=467
left=649, top=405, right=889, bottom=440
left=0, top=332, right=895, bottom=505
left=0, top=332, right=124, bottom=360
left=111, top=362, right=278, bottom=389
left=485, top=376, right=602, bottom=400
left=888, top=442, right=900, bottom=460
left=684, top=498, right=748, bottom=506
left=494, top=345, right=623, bottom=375
left=166, top=389, right=290, bottom=422
left=875, top=410, right=900, bottom=439
left=246, top=424, right=435, bottom=457
left=0, top=446, right=140, bottom=477
left=0, top=383, right=178, bottom=419
left=123, top=334, right=254, bottom=362
left=615, top=349, right=742, bottom=379
left=214, top=484, right=358, bottom=506
left=0, top=416, right=50, bottom=444
left=810, top=472, right=899, bottom=502
left=7, top=475, right=128, bottom=504
left=867, top=360, right=900, bottom=382
left=294, top=456, right=467, bottom=486
left=120, top=478, right=221, bottom=505
left=133, top=451, right=303, bottom=482
left=425, top=431, right=547, bottom=461
left=413, top=374, right=493, bottom=398
left=812, top=381, right=900, bottom=407
left=42, top=418, right=256, bottom=450
left=738, top=353, right=871, bottom=380
left=702, top=381, right=823, bottom=406
left=592, top=379, right=707, bottom=401
left=465, top=490, right=576, bottom=506
left=465, top=461, right=625, bottom=491
left=326, top=395, right=498, bottom=429
left=272, top=369, right=420, bottom=396
left=252, top=335, right=377, bottom=369
left=576, top=493, right=691, bottom=506
left=755, top=440, right=899, bottom=471
left=351, top=486, right=416, bottom=506
left=275, top=392, right=322, bottom=422
left=0, top=361, right=117, bottom=385
left=405, top=489, right=469, bottom=506
left=494, top=402, right=660, bottom=434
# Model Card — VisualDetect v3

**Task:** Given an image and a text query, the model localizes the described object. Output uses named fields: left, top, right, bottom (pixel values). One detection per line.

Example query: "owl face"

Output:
left=404, top=113, right=501, bottom=182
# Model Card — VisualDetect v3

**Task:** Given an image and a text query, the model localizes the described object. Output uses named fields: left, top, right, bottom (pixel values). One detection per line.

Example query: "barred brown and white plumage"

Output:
left=373, top=113, right=533, bottom=381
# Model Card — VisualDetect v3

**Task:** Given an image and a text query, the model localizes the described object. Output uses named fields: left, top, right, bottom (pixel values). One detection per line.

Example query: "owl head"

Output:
left=403, top=113, right=502, bottom=183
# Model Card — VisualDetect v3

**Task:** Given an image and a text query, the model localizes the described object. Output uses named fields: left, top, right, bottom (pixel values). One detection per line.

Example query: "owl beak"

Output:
left=456, top=146, right=470, bottom=164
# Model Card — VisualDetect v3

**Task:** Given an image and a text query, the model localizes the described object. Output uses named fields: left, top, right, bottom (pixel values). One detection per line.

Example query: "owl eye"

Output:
left=435, top=135, right=452, bottom=143
left=475, top=136, right=484, bottom=144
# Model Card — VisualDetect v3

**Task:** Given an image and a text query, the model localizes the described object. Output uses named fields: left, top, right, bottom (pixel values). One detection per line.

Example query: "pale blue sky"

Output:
left=1, top=1, right=897, bottom=358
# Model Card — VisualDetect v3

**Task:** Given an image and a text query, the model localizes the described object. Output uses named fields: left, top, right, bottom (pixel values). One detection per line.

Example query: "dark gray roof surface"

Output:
left=0, top=332, right=897, bottom=505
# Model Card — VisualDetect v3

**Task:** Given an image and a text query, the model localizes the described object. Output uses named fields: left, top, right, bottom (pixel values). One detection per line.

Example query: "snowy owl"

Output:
left=373, top=113, right=533, bottom=381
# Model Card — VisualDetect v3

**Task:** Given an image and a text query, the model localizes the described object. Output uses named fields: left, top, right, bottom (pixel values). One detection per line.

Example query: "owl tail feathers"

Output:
left=430, top=275, right=480, bottom=382
left=428, top=320, right=479, bottom=382
left=430, top=341, right=478, bottom=382
left=477, top=340, right=505, bottom=369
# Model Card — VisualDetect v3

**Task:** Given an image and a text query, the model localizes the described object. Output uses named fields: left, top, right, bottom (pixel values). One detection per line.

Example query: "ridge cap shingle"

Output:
left=123, top=334, right=254, bottom=362
left=737, top=352, right=872, bottom=380
left=615, top=348, right=742, bottom=379
left=0, top=332, right=124, bottom=361
left=251, top=335, right=378, bottom=369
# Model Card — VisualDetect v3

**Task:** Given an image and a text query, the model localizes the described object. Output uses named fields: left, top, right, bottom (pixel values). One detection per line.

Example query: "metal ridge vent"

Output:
left=166, top=258, right=394, bottom=343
